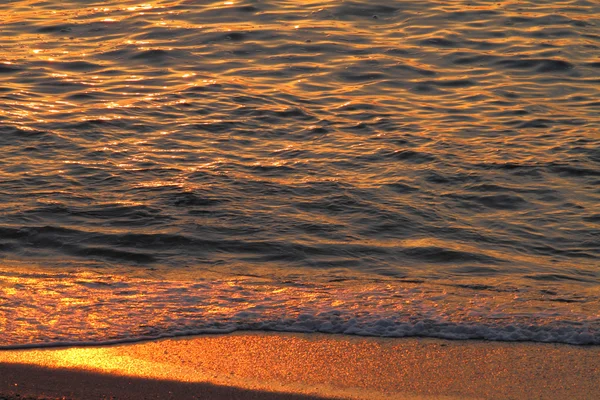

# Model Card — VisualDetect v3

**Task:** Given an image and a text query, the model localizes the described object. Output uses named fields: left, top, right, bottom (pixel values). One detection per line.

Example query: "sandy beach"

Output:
left=0, top=332, right=599, bottom=399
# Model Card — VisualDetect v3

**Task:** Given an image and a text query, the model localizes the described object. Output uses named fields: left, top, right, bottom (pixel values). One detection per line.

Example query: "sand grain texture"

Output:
left=1, top=333, right=599, bottom=399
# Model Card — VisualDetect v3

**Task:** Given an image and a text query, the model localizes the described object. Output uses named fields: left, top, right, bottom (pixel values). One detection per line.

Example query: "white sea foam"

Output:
left=1, top=270, right=598, bottom=348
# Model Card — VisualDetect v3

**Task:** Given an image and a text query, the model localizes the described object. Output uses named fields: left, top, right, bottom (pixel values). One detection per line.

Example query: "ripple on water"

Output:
left=0, top=0, right=598, bottom=346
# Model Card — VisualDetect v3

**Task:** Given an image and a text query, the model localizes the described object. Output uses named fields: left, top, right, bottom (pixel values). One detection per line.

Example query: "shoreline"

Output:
left=1, top=332, right=599, bottom=399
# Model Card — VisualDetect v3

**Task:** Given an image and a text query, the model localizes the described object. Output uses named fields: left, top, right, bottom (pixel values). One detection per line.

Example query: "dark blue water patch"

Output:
left=0, top=126, right=49, bottom=143
left=424, top=170, right=484, bottom=185
left=401, top=246, right=502, bottom=264
left=239, top=251, right=310, bottom=264
left=505, top=13, right=588, bottom=27
left=344, top=118, right=399, bottom=134
left=332, top=2, right=400, bottom=18
left=450, top=265, right=501, bottom=276
left=71, top=246, right=157, bottom=263
left=0, top=241, right=17, bottom=252
left=495, top=58, right=575, bottom=73
left=63, top=164, right=127, bottom=185
left=169, top=192, right=224, bottom=207
left=475, top=162, right=543, bottom=178
left=449, top=53, right=498, bottom=65
left=285, top=63, right=321, bottom=75
left=212, top=239, right=395, bottom=266
left=96, top=47, right=135, bottom=60
left=439, top=114, right=478, bottom=124
left=294, top=193, right=369, bottom=215
left=502, top=16, right=536, bottom=26
left=548, top=163, right=600, bottom=177
left=524, top=273, right=595, bottom=283
left=103, top=232, right=202, bottom=250
left=0, top=63, right=22, bottom=73
left=66, top=92, right=98, bottom=101
left=357, top=216, right=418, bottom=239
left=452, top=283, right=497, bottom=291
left=191, top=4, right=274, bottom=23
left=0, top=226, right=196, bottom=264
left=462, top=39, right=504, bottom=51
left=35, top=24, right=74, bottom=34
left=11, top=203, right=172, bottom=228
left=231, top=94, right=278, bottom=106
left=440, top=193, right=529, bottom=211
left=294, top=220, right=347, bottom=237
left=272, top=107, right=315, bottom=120
left=223, top=32, right=248, bottom=42
left=583, top=214, right=600, bottom=223
left=543, top=298, right=586, bottom=304
left=300, top=42, right=370, bottom=56
left=182, top=120, right=240, bottom=134
left=0, top=131, right=78, bottom=158
left=336, top=67, right=386, bottom=83
left=386, top=63, right=437, bottom=77
left=28, top=79, right=91, bottom=94
left=367, top=149, right=436, bottom=164
left=410, top=83, right=445, bottom=95
left=384, top=48, right=411, bottom=56
left=234, top=107, right=316, bottom=124
left=335, top=102, right=378, bottom=112
left=130, top=49, right=185, bottom=64
left=269, top=147, right=313, bottom=160
left=564, top=95, right=593, bottom=103
left=373, top=133, right=433, bottom=147
left=382, top=182, right=419, bottom=194
left=445, top=10, right=500, bottom=21
left=489, top=109, right=530, bottom=117
left=230, top=4, right=260, bottom=13
left=0, top=175, right=52, bottom=191
left=509, top=118, right=555, bottom=129
left=562, top=144, right=600, bottom=163
left=419, top=78, right=476, bottom=88
left=494, top=91, right=520, bottom=100
left=75, top=205, right=168, bottom=224
left=246, top=163, right=298, bottom=176
left=131, top=27, right=197, bottom=41
left=0, top=225, right=76, bottom=242
left=529, top=244, right=597, bottom=260
left=200, top=28, right=283, bottom=45
left=530, top=28, right=578, bottom=39
left=44, top=61, right=102, bottom=73
left=465, top=184, right=560, bottom=202
left=419, top=37, right=459, bottom=47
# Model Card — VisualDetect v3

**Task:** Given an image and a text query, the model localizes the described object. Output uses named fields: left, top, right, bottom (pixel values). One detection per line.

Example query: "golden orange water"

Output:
left=0, top=0, right=598, bottom=347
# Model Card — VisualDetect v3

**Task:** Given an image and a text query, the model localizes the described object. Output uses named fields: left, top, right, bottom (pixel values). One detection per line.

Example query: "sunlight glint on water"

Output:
left=0, top=0, right=599, bottom=346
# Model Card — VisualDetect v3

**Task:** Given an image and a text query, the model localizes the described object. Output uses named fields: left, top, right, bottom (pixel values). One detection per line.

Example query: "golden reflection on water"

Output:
left=1, top=266, right=598, bottom=347
left=0, top=0, right=599, bottom=346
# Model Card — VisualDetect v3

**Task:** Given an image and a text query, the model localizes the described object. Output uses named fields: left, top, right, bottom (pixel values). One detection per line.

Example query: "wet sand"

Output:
left=0, top=332, right=599, bottom=400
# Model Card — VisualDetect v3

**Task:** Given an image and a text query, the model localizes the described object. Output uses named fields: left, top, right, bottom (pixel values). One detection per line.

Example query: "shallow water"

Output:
left=0, top=0, right=599, bottom=347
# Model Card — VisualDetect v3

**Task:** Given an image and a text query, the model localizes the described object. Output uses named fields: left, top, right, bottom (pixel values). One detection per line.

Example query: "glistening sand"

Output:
left=1, top=332, right=599, bottom=400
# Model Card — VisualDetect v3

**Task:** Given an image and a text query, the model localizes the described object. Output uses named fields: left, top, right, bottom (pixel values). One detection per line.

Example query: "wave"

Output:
left=1, top=0, right=598, bottom=351
left=1, top=269, right=598, bottom=348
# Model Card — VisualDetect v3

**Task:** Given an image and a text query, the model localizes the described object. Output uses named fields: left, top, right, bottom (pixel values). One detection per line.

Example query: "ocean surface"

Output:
left=0, top=0, right=599, bottom=348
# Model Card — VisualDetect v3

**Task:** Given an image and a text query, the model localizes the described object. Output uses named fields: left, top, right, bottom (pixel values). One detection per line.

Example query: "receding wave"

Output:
left=1, top=270, right=598, bottom=348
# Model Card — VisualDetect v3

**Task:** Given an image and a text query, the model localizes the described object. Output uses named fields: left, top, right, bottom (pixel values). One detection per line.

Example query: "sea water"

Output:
left=0, top=0, right=598, bottom=347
